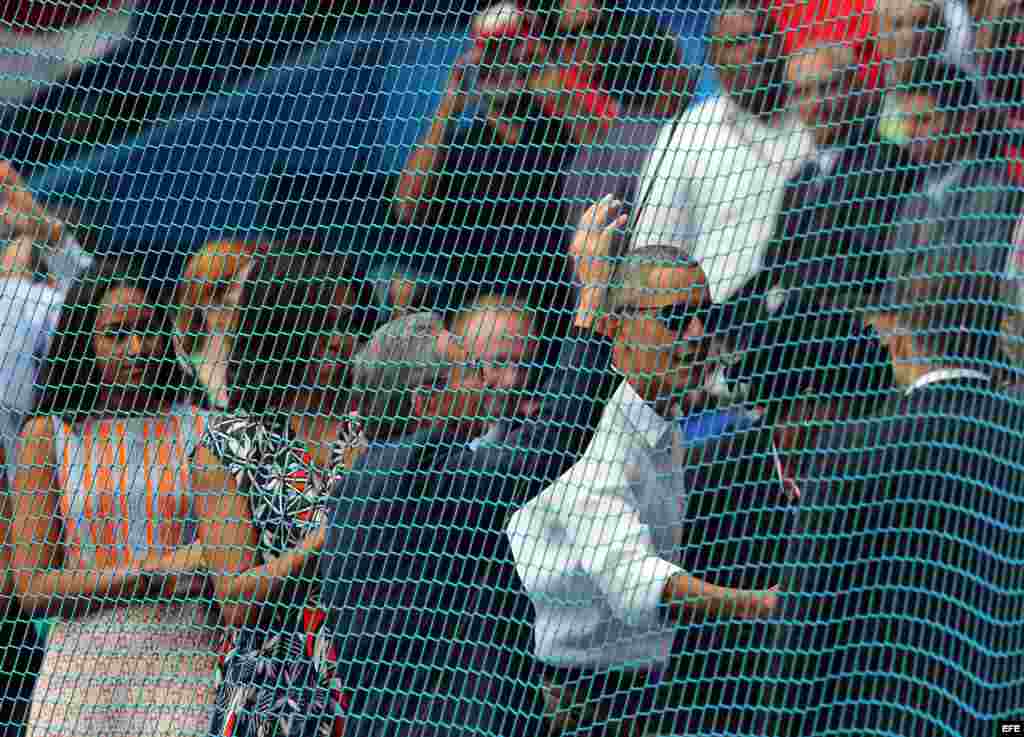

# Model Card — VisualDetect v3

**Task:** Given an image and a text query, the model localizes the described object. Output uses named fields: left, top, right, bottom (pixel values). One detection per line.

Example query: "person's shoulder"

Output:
left=654, top=95, right=729, bottom=146
left=19, top=413, right=57, bottom=442
left=874, top=384, right=1024, bottom=445
left=350, top=427, right=451, bottom=483
left=962, top=383, right=1024, bottom=427
left=685, top=421, right=775, bottom=482
left=530, top=420, right=632, bottom=502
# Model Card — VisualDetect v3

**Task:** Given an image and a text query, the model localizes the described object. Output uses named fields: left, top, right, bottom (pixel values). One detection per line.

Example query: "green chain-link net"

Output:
left=0, top=1, right=1022, bottom=736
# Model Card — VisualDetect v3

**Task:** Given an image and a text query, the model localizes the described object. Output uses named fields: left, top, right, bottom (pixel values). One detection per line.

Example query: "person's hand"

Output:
left=571, top=194, right=627, bottom=286
left=0, top=235, right=38, bottom=280
left=140, top=543, right=211, bottom=599
left=0, top=161, right=62, bottom=245
left=741, top=584, right=780, bottom=620
left=571, top=195, right=627, bottom=329
left=304, top=523, right=328, bottom=554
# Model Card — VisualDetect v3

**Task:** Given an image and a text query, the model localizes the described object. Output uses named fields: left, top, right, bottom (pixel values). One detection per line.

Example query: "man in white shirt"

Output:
left=0, top=161, right=92, bottom=485
left=766, top=41, right=917, bottom=305
left=631, top=0, right=815, bottom=303
left=506, top=241, right=776, bottom=734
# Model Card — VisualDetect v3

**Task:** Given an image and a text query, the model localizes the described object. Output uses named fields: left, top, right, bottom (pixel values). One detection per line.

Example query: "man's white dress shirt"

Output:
left=631, top=95, right=815, bottom=301
left=506, top=379, right=692, bottom=672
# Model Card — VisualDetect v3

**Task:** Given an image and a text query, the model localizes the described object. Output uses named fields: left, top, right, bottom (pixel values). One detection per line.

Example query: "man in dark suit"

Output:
left=668, top=285, right=895, bottom=735
left=317, top=198, right=625, bottom=736
left=766, top=41, right=918, bottom=307
left=766, top=245, right=1024, bottom=735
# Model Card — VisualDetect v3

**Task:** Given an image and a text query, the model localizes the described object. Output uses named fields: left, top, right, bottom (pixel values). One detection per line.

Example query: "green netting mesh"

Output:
left=0, top=1, right=1022, bottom=736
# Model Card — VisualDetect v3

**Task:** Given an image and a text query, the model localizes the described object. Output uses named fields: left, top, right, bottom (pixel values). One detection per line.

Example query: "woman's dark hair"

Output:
left=227, top=249, right=378, bottom=414
left=904, top=58, right=1006, bottom=153
left=591, top=10, right=682, bottom=107
left=35, top=256, right=197, bottom=419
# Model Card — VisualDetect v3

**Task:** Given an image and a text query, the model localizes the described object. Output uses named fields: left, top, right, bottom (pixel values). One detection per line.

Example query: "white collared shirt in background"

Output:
left=631, top=95, right=815, bottom=302
left=506, top=379, right=691, bottom=672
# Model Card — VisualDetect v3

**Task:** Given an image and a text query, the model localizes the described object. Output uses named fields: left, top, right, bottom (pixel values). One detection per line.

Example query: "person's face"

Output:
left=457, top=308, right=541, bottom=420
left=93, top=285, right=166, bottom=391
left=416, top=329, right=492, bottom=438
left=789, top=52, right=856, bottom=146
left=875, top=0, right=945, bottom=67
left=711, top=12, right=774, bottom=97
left=614, top=266, right=713, bottom=409
left=897, top=91, right=974, bottom=164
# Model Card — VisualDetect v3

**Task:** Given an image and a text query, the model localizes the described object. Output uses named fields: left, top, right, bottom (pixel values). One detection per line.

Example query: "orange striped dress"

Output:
left=27, top=403, right=219, bottom=737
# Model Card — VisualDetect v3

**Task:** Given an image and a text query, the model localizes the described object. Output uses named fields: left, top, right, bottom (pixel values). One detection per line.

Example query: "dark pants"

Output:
left=542, top=622, right=772, bottom=736
left=0, top=617, right=42, bottom=737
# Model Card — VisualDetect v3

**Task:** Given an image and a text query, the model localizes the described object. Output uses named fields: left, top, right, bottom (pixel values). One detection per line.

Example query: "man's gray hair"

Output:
left=608, top=244, right=697, bottom=312
left=350, top=311, right=450, bottom=441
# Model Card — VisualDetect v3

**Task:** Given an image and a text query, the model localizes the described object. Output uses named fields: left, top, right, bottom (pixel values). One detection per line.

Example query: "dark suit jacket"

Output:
left=886, top=155, right=1023, bottom=289
left=766, top=131, right=918, bottom=304
left=668, top=422, right=795, bottom=735
left=768, top=377, right=1024, bottom=736
left=319, top=327, right=616, bottom=737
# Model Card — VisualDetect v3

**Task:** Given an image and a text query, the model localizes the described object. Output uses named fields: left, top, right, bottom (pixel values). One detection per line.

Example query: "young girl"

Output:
left=10, top=257, right=218, bottom=736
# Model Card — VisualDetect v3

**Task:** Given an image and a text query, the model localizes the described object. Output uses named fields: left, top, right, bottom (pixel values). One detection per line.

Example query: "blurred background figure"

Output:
left=765, top=41, right=917, bottom=306
left=873, top=0, right=975, bottom=85
left=634, top=0, right=814, bottom=303
left=884, top=60, right=1019, bottom=288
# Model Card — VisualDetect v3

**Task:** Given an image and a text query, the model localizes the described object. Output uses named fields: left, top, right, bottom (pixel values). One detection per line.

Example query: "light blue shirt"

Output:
left=0, top=278, right=64, bottom=483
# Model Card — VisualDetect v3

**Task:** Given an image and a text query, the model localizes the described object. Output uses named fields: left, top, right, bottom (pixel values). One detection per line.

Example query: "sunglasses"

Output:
left=638, top=296, right=720, bottom=336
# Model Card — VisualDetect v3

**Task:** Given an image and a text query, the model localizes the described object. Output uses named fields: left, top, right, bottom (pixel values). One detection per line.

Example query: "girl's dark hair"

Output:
left=906, top=58, right=983, bottom=112
left=227, top=249, right=378, bottom=414
left=591, top=10, right=682, bottom=107
left=35, top=256, right=197, bottom=419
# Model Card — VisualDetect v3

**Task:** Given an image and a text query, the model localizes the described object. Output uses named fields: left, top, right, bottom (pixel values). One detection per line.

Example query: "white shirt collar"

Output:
left=925, top=163, right=964, bottom=202
left=817, top=149, right=840, bottom=175
left=905, top=368, right=990, bottom=396
left=613, top=374, right=674, bottom=449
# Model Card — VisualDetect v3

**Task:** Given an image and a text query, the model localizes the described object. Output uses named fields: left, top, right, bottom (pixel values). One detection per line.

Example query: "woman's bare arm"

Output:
left=193, top=443, right=324, bottom=629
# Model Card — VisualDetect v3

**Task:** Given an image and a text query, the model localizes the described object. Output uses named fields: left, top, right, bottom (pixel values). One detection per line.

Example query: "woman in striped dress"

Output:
left=8, top=257, right=219, bottom=737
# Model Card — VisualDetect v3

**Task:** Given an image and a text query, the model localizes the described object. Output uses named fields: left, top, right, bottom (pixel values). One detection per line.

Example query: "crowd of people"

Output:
left=0, top=0, right=1022, bottom=735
